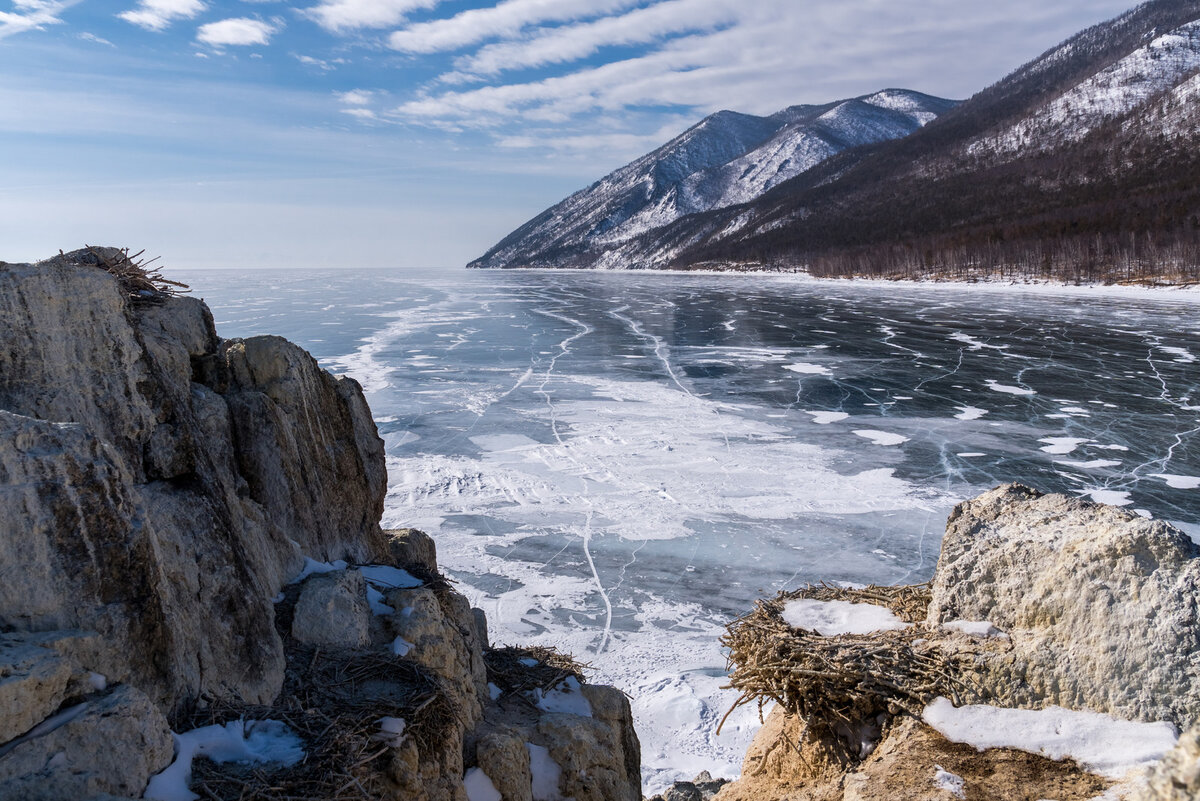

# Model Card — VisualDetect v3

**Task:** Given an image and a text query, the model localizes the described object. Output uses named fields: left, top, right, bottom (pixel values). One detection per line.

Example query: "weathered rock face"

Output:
left=0, top=251, right=387, bottom=710
left=929, top=483, right=1200, bottom=728
left=0, top=252, right=643, bottom=801
left=1136, top=723, right=1200, bottom=801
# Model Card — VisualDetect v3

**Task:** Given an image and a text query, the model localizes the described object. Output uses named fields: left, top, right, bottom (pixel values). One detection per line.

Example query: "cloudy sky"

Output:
left=0, top=0, right=1136, bottom=269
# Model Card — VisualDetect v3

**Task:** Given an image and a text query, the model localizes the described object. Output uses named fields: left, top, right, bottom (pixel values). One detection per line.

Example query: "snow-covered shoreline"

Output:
left=496, top=266, right=1200, bottom=302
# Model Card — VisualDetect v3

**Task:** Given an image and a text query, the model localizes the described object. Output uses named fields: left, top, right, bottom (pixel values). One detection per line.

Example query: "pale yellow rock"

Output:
left=291, top=569, right=371, bottom=647
left=0, top=685, right=173, bottom=801
left=476, top=729, right=534, bottom=801
left=0, top=640, right=71, bottom=743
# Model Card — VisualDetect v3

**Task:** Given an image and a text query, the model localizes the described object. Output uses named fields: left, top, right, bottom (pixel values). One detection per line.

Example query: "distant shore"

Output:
left=494, top=266, right=1200, bottom=302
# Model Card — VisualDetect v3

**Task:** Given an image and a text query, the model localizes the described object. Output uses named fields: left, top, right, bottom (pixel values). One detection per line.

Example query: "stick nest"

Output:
left=176, top=644, right=457, bottom=799
left=720, top=583, right=975, bottom=733
left=484, top=645, right=588, bottom=697
left=77, top=245, right=189, bottom=303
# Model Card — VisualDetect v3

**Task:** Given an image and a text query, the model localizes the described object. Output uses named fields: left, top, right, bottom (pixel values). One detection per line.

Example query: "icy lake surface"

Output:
left=181, top=267, right=1200, bottom=792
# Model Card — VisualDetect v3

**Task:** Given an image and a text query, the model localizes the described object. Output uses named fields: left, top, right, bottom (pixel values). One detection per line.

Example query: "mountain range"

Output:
left=470, top=0, right=1200, bottom=282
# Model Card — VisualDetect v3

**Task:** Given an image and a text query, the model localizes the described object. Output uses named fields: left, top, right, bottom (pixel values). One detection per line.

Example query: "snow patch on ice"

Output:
left=785, top=362, right=832, bottom=375
left=1151, top=474, right=1200, bottom=490
left=852, top=430, right=909, bottom=447
left=806, top=411, right=849, bottom=424
left=954, top=406, right=988, bottom=421
left=781, top=598, right=910, bottom=636
left=1039, top=437, right=1090, bottom=455
left=985, top=380, right=1036, bottom=396
left=1085, top=489, right=1133, bottom=506
left=922, top=697, right=1178, bottom=779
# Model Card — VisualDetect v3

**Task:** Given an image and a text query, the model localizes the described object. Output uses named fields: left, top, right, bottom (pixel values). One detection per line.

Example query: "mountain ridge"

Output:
left=471, top=0, right=1200, bottom=283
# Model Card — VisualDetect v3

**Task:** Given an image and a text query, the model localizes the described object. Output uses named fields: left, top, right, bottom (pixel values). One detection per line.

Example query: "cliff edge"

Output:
left=0, top=249, right=640, bottom=801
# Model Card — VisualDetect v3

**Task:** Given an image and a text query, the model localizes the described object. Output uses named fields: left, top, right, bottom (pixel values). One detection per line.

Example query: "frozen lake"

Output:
left=181, top=267, right=1200, bottom=792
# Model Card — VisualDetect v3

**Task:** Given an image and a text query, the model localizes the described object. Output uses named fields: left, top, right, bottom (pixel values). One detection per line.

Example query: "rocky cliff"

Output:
left=704, top=484, right=1200, bottom=801
left=0, top=249, right=640, bottom=801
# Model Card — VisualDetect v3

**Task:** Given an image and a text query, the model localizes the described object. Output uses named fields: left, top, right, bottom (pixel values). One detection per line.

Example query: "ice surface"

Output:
left=933, top=765, right=965, bottom=798
left=464, top=767, right=503, bottom=801
left=145, top=720, right=305, bottom=801
left=922, top=697, right=1178, bottom=779
left=185, top=267, right=1200, bottom=794
left=781, top=599, right=910, bottom=636
left=526, top=743, right=564, bottom=801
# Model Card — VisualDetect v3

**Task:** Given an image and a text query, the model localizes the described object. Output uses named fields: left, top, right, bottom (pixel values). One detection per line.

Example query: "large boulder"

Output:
left=0, top=251, right=387, bottom=710
left=0, top=684, right=173, bottom=801
left=1136, top=723, right=1200, bottom=800
left=928, top=484, right=1200, bottom=727
left=291, top=569, right=372, bottom=648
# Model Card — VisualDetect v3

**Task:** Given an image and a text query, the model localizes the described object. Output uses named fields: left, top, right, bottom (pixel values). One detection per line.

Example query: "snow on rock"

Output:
left=531, top=676, right=593, bottom=718
left=144, top=720, right=305, bottom=801
left=289, top=557, right=349, bottom=584
left=927, top=484, right=1200, bottom=727
left=922, top=697, right=1178, bottom=779
left=374, top=717, right=406, bottom=747
left=941, top=620, right=1008, bottom=640
left=932, top=764, right=966, bottom=798
left=781, top=598, right=910, bottom=636
left=359, top=564, right=423, bottom=590
left=463, top=767, right=503, bottom=801
left=970, top=20, right=1200, bottom=159
left=526, top=742, right=564, bottom=801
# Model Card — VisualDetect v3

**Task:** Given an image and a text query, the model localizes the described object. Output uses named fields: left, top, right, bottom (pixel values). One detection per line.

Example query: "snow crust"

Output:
left=531, top=676, right=593, bottom=717
left=922, top=697, right=1178, bottom=779
left=463, top=767, right=502, bottom=801
left=526, top=743, right=564, bottom=801
left=852, top=430, right=909, bottom=447
left=942, top=620, right=1008, bottom=639
left=781, top=598, right=910, bottom=636
left=933, top=765, right=965, bottom=798
left=144, top=720, right=305, bottom=801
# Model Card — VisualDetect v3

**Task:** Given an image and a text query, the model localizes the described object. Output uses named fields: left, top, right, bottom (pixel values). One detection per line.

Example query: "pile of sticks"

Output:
left=720, top=583, right=974, bottom=734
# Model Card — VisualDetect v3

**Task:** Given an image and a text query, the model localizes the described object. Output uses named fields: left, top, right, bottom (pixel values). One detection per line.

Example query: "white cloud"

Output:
left=450, top=0, right=734, bottom=78
left=387, top=0, right=638, bottom=54
left=118, top=0, right=206, bottom=32
left=295, top=53, right=345, bottom=70
left=337, top=89, right=374, bottom=105
left=304, top=0, right=440, bottom=33
left=78, top=31, right=115, bottom=46
left=196, top=16, right=279, bottom=47
left=0, top=0, right=76, bottom=40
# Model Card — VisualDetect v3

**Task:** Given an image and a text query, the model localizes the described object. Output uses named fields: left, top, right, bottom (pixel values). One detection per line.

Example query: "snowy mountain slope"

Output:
left=967, top=19, right=1200, bottom=158
left=468, top=90, right=955, bottom=269
left=611, top=0, right=1200, bottom=276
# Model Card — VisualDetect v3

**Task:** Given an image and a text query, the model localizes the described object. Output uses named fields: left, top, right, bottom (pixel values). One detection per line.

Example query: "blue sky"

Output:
left=0, top=0, right=1137, bottom=269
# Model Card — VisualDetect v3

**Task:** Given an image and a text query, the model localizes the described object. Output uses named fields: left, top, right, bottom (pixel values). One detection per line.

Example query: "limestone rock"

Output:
left=388, top=587, right=484, bottom=726
left=0, top=252, right=387, bottom=710
left=0, top=684, right=173, bottom=801
left=387, top=527, right=439, bottom=573
left=476, top=729, right=534, bottom=801
left=928, top=484, right=1200, bottom=727
left=1136, top=723, right=1200, bottom=800
left=291, top=569, right=371, bottom=647
left=0, top=640, right=71, bottom=743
